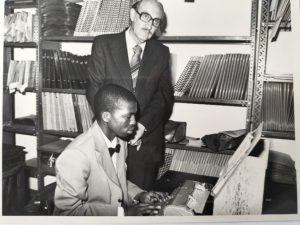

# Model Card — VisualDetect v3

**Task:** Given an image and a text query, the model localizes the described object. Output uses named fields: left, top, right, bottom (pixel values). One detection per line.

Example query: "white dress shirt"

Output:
left=98, top=127, right=118, bottom=173
left=125, top=29, right=146, bottom=63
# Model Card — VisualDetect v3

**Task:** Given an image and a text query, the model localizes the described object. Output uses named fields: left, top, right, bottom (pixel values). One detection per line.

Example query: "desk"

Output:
left=154, top=139, right=269, bottom=215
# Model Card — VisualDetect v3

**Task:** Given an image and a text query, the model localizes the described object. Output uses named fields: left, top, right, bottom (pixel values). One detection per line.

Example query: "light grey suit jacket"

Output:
left=54, top=122, right=144, bottom=216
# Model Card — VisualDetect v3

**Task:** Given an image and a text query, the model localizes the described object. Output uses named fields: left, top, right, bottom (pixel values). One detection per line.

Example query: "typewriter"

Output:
left=157, top=180, right=212, bottom=216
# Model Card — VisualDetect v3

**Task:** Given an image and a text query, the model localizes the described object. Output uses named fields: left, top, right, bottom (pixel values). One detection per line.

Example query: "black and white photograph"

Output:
left=1, top=0, right=300, bottom=224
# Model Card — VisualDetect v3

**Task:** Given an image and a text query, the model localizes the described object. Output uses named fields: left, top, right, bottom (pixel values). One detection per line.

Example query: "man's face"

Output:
left=130, top=0, right=163, bottom=43
left=108, top=99, right=137, bottom=138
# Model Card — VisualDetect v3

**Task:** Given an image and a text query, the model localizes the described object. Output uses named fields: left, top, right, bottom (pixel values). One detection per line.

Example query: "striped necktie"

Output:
left=130, top=45, right=142, bottom=92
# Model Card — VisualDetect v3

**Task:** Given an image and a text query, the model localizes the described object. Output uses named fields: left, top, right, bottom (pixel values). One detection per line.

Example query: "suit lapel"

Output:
left=111, top=32, right=134, bottom=92
left=116, top=141, right=129, bottom=203
left=92, top=123, right=121, bottom=187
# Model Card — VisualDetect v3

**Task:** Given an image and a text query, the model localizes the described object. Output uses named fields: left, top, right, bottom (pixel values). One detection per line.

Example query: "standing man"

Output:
left=54, top=84, right=167, bottom=216
left=86, top=0, right=174, bottom=191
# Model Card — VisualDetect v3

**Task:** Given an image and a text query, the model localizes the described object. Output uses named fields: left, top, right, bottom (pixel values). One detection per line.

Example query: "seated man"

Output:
left=54, top=84, right=167, bottom=216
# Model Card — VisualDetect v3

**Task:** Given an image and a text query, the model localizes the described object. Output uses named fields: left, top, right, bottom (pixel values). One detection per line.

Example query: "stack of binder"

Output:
left=268, top=150, right=296, bottom=184
left=270, top=0, right=290, bottom=22
left=269, top=0, right=291, bottom=41
left=4, top=11, right=34, bottom=42
left=6, top=60, right=36, bottom=93
left=75, top=94, right=94, bottom=132
left=174, top=56, right=203, bottom=97
left=262, top=81, right=294, bottom=132
left=40, top=0, right=82, bottom=37
left=174, top=54, right=250, bottom=100
left=42, top=93, right=93, bottom=133
left=74, top=0, right=135, bottom=36
left=42, top=49, right=89, bottom=90
left=165, top=148, right=231, bottom=178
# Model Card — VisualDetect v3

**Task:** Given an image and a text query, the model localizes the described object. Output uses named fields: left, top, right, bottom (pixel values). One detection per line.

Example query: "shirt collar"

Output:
left=98, top=126, right=117, bottom=148
left=125, top=29, right=146, bottom=55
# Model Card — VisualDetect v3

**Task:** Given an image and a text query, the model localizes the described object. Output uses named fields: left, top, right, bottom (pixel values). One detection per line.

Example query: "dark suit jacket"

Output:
left=54, top=122, right=144, bottom=216
left=87, top=30, right=174, bottom=163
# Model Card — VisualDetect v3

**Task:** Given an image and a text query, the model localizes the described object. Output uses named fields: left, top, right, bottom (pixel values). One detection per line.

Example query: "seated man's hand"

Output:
left=126, top=203, right=161, bottom=216
left=137, top=191, right=170, bottom=204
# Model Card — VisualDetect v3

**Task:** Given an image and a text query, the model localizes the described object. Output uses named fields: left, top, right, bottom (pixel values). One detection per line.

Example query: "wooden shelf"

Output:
left=41, top=90, right=248, bottom=106
left=26, top=157, right=55, bottom=176
left=267, top=21, right=291, bottom=30
left=159, top=36, right=252, bottom=43
left=42, top=130, right=80, bottom=138
left=4, top=42, right=37, bottom=48
left=165, top=143, right=234, bottom=155
left=3, top=124, right=37, bottom=136
left=42, top=35, right=252, bottom=43
left=43, top=36, right=95, bottom=42
left=262, top=131, right=295, bottom=140
left=42, top=88, right=86, bottom=95
left=3, top=86, right=37, bottom=93
left=38, top=139, right=71, bottom=154
left=5, top=0, right=37, bottom=9
left=41, top=165, right=55, bottom=176
left=174, top=96, right=248, bottom=107
left=263, top=76, right=293, bottom=83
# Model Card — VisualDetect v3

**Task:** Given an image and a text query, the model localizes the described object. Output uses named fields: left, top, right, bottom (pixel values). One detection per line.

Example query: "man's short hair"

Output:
left=94, top=84, right=137, bottom=120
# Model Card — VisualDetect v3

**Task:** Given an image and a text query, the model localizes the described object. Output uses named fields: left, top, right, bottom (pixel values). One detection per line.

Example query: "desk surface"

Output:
left=154, top=170, right=297, bottom=215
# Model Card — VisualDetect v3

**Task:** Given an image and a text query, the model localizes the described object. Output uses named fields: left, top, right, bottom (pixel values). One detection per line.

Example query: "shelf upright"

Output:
left=251, top=0, right=270, bottom=131
left=245, top=0, right=259, bottom=131
left=36, top=0, right=47, bottom=200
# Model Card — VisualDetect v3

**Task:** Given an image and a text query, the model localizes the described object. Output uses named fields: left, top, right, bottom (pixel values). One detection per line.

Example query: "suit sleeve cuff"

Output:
left=118, top=207, right=125, bottom=216
left=139, top=122, right=147, bottom=132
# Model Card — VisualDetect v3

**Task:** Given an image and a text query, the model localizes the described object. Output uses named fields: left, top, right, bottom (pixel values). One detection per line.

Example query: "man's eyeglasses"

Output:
left=134, top=8, right=161, bottom=27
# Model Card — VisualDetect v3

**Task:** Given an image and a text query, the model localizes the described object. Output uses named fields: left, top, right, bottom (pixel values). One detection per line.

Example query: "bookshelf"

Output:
left=2, top=0, right=40, bottom=214
left=251, top=0, right=295, bottom=140
left=31, top=0, right=259, bottom=201
left=32, top=1, right=260, bottom=199
left=3, top=1, right=39, bottom=143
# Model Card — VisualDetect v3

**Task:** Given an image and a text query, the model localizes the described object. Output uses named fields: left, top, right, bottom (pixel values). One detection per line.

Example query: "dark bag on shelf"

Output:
left=201, top=129, right=246, bottom=152
left=164, top=120, right=187, bottom=143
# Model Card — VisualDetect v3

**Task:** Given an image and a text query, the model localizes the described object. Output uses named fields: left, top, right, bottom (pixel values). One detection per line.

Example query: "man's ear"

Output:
left=102, top=112, right=111, bottom=122
left=130, top=8, right=136, bottom=22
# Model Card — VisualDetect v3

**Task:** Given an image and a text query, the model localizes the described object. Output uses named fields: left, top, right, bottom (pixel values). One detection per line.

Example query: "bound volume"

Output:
left=42, top=49, right=89, bottom=90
